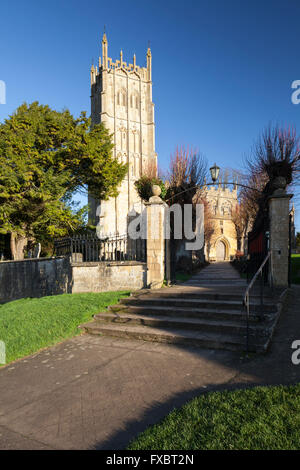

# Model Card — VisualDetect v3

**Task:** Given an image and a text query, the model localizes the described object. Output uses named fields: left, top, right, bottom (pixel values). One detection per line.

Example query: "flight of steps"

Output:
left=79, top=285, right=282, bottom=353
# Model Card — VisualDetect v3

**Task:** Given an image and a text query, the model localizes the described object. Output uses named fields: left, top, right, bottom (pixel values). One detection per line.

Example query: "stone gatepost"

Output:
left=145, top=185, right=168, bottom=289
left=268, top=178, right=293, bottom=288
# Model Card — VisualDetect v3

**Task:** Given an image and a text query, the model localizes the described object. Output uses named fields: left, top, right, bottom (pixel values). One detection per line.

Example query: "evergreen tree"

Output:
left=0, top=102, right=127, bottom=259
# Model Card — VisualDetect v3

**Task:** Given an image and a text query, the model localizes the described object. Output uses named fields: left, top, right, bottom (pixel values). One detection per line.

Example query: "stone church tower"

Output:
left=89, top=33, right=157, bottom=236
left=204, top=180, right=238, bottom=261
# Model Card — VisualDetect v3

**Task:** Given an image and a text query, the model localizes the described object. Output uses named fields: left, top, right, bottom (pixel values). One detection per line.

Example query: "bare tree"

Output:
left=142, top=158, right=158, bottom=179
left=247, top=126, right=300, bottom=188
left=244, top=125, right=300, bottom=233
left=231, top=202, right=249, bottom=252
left=165, top=146, right=208, bottom=270
left=166, top=146, right=208, bottom=205
left=203, top=199, right=214, bottom=260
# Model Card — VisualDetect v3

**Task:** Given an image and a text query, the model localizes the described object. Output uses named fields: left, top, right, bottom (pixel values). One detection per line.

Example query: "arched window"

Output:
left=133, top=131, right=140, bottom=153
left=130, top=93, right=139, bottom=110
left=122, top=131, right=127, bottom=151
left=117, top=89, right=127, bottom=107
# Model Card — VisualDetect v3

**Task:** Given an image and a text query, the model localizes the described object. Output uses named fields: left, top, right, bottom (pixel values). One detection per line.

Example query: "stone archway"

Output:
left=214, top=237, right=230, bottom=261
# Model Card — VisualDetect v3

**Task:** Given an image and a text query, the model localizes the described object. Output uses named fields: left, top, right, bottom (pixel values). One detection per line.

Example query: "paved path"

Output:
left=185, top=261, right=247, bottom=286
left=0, top=272, right=299, bottom=449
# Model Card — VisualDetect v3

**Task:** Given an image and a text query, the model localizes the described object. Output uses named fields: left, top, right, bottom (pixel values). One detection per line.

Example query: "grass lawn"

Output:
left=175, top=272, right=192, bottom=282
left=291, top=254, right=300, bottom=284
left=128, top=384, right=300, bottom=450
left=0, top=291, right=129, bottom=365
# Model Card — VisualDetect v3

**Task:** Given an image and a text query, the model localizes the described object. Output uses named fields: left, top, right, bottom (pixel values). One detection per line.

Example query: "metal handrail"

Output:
left=243, top=251, right=271, bottom=352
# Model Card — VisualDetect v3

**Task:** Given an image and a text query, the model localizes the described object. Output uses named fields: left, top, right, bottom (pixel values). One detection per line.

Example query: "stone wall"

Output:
left=71, top=261, right=146, bottom=293
left=0, top=258, right=146, bottom=303
left=0, top=257, right=71, bottom=303
left=269, top=194, right=292, bottom=287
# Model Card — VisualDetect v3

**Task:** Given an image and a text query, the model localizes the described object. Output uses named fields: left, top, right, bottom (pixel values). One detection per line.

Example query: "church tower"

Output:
left=89, top=33, right=157, bottom=236
left=204, top=179, right=238, bottom=261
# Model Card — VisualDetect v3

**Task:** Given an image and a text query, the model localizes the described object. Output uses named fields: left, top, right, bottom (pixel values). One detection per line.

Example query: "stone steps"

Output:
left=79, top=293, right=278, bottom=352
left=108, top=304, right=268, bottom=322
left=130, top=287, right=277, bottom=301
left=78, top=262, right=282, bottom=353
left=92, top=312, right=272, bottom=334
left=79, top=322, right=269, bottom=353
left=119, top=296, right=276, bottom=313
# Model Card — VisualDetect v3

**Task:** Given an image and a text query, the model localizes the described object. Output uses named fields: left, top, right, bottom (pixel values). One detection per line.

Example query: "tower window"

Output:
left=117, top=89, right=127, bottom=107
left=130, top=93, right=139, bottom=110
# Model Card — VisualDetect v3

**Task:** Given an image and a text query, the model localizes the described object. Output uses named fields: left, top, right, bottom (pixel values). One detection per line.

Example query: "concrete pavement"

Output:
left=0, top=279, right=299, bottom=449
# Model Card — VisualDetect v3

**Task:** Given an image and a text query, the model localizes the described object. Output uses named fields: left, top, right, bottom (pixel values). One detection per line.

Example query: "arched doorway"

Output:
left=216, top=240, right=226, bottom=261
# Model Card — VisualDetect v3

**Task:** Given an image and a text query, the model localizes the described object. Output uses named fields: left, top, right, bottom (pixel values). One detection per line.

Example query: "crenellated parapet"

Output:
left=204, top=179, right=238, bottom=219
left=90, top=33, right=151, bottom=86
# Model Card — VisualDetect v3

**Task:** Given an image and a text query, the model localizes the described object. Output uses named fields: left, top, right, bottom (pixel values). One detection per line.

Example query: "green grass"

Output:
left=0, top=291, right=129, bottom=365
left=128, top=384, right=300, bottom=450
left=175, top=272, right=192, bottom=282
left=291, top=254, right=300, bottom=284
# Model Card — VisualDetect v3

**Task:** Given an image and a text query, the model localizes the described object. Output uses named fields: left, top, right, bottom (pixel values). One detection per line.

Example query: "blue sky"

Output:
left=0, top=0, right=299, bottom=231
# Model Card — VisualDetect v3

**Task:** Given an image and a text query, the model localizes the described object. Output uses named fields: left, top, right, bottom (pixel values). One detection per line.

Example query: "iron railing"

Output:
left=243, top=251, right=272, bottom=352
left=54, top=234, right=146, bottom=263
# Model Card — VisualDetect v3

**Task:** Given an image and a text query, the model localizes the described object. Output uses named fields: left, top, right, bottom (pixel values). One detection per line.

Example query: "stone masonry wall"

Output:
left=71, top=261, right=147, bottom=293
left=0, top=257, right=71, bottom=303
left=0, top=258, right=146, bottom=303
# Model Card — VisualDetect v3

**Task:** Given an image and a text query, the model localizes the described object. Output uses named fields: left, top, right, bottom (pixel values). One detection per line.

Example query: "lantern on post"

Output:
left=210, top=163, right=220, bottom=183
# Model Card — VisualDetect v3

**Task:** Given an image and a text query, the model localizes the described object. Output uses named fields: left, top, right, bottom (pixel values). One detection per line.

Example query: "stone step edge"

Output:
left=121, top=300, right=276, bottom=312
left=108, top=304, right=276, bottom=317
left=121, top=297, right=276, bottom=307
left=78, top=322, right=268, bottom=353
left=92, top=312, right=272, bottom=332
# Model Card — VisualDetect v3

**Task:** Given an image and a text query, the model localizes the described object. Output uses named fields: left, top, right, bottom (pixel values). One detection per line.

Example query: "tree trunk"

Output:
left=10, top=233, right=28, bottom=260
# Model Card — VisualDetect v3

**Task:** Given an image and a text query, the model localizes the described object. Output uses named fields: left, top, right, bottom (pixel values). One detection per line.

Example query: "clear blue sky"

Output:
left=0, top=0, right=299, bottom=231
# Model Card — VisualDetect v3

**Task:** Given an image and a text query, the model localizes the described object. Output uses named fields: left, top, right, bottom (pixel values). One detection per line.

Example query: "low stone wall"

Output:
left=0, top=257, right=71, bottom=303
left=71, top=261, right=147, bottom=293
left=0, top=258, right=146, bottom=303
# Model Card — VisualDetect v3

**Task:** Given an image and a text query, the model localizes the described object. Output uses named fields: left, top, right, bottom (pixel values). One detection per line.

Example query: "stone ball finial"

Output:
left=272, top=176, right=287, bottom=195
left=149, top=184, right=163, bottom=204
left=152, top=185, right=161, bottom=197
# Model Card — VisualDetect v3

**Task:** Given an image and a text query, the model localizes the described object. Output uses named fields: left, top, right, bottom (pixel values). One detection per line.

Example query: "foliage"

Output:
left=128, top=384, right=300, bottom=450
left=134, top=175, right=166, bottom=202
left=291, top=254, right=300, bottom=284
left=0, top=102, right=127, bottom=257
left=296, top=232, right=300, bottom=247
left=0, top=291, right=129, bottom=365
